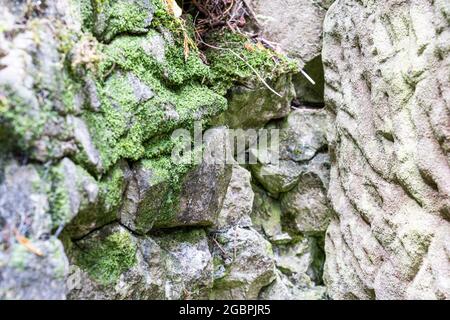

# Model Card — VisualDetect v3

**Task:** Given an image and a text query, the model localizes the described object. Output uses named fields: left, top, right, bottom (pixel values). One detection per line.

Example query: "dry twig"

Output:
left=199, top=40, right=282, bottom=97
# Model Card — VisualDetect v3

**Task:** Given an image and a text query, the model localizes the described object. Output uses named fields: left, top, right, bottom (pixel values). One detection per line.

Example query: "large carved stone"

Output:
left=323, top=0, right=450, bottom=300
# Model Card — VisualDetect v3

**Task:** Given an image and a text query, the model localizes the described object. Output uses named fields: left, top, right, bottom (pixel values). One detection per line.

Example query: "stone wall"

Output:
left=0, top=0, right=330, bottom=300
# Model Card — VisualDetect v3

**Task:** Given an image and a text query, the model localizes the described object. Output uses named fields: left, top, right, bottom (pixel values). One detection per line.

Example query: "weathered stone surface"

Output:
left=210, top=226, right=276, bottom=299
left=173, top=128, right=233, bottom=228
left=251, top=184, right=288, bottom=243
left=67, top=224, right=213, bottom=300
left=0, top=238, right=69, bottom=300
left=67, top=224, right=165, bottom=299
left=52, top=158, right=100, bottom=227
left=1, top=0, right=324, bottom=301
left=0, top=161, right=69, bottom=299
left=217, top=165, right=254, bottom=230
left=250, top=109, right=329, bottom=194
left=211, top=74, right=295, bottom=129
left=323, top=0, right=450, bottom=300
left=279, top=109, right=328, bottom=162
left=65, top=160, right=128, bottom=239
left=154, top=229, right=214, bottom=299
left=70, top=116, right=104, bottom=174
left=119, top=159, right=170, bottom=234
left=281, top=153, right=331, bottom=234
left=0, top=1, right=82, bottom=163
left=120, top=127, right=233, bottom=233
left=245, top=0, right=328, bottom=64
left=260, top=270, right=327, bottom=300
left=250, top=160, right=303, bottom=195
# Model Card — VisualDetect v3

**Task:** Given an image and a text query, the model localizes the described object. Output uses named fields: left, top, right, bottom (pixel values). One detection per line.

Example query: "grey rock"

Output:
left=0, top=4, right=76, bottom=161
left=119, top=159, right=171, bottom=234
left=120, top=127, right=233, bottom=233
left=217, top=165, right=254, bottom=230
left=70, top=116, right=104, bottom=174
left=127, top=73, right=154, bottom=103
left=0, top=162, right=69, bottom=300
left=210, top=227, right=276, bottom=299
left=260, top=270, right=327, bottom=300
left=281, top=154, right=332, bottom=234
left=249, top=109, right=329, bottom=194
left=250, top=160, right=304, bottom=194
left=154, top=229, right=214, bottom=299
left=279, top=109, right=328, bottom=162
left=67, top=224, right=166, bottom=299
left=323, top=0, right=450, bottom=299
left=84, top=77, right=102, bottom=112
left=64, top=160, right=127, bottom=239
left=142, top=32, right=167, bottom=64
left=0, top=238, right=69, bottom=300
left=67, top=224, right=213, bottom=300
left=251, top=184, right=289, bottom=243
left=0, top=161, right=52, bottom=239
left=51, top=158, right=100, bottom=228
left=211, top=74, right=295, bottom=129
left=245, top=0, right=328, bottom=64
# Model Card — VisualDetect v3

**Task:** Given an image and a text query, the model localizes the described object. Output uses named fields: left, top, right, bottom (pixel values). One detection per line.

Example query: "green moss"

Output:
left=137, top=151, right=195, bottom=227
left=79, top=0, right=95, bottom=31
left=76, top=230, right=137, bottom=285
left=205, top=30, right=297, bottom=95
left=0, top=85, right=53, bottom=152
left=89, top=0, right=154, bottom=42
left=48, top=165, right=72, bottom=229
left=84, top=33, right=227, bottom=171
left=100, top=164, right=126, bottom=211
left=150, top=0, right=182, bottom=32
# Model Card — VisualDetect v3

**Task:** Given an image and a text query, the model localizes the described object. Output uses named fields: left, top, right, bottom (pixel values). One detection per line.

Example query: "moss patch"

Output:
left=205, top=30, right=297, bottom=95
left=76, top=230, right=137, bottom=285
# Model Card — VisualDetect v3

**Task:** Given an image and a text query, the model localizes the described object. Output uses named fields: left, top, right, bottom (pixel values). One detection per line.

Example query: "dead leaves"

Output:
left=244, top=42, right=255, bottom=52
left=13, top=228, right=44, bottom=257
left=244, top=41, right=266, bottom=53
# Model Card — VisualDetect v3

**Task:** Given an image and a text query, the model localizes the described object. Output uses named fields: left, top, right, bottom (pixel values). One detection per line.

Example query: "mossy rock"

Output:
left=73, top=224, right=137, bottom=285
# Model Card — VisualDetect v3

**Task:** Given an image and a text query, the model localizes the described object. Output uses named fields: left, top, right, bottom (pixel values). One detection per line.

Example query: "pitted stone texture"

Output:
left=0, top=238, right=69, bottom=300
left=323, top=0, right=450, bottom=300
left=154, top=229, right=214, bottom=299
